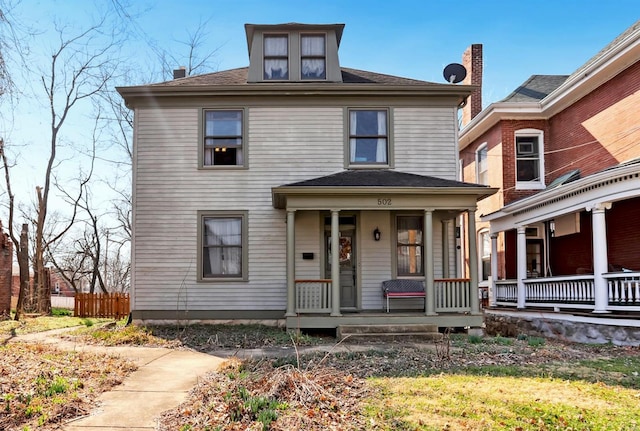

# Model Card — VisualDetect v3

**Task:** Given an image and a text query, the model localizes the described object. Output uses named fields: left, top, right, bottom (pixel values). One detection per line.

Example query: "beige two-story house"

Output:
left=118, top=23, right=496, bottom=332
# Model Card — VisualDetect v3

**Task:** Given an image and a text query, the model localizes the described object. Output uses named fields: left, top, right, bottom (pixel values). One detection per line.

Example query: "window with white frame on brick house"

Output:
left=515, top=129, right=545, bottom=189
left=476, top=143, right=488, bottom=185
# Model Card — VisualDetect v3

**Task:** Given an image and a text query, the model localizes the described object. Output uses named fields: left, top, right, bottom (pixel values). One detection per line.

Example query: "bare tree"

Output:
left=0, top=138, right=30, bottom=319
left=150, top=18, right=222, bottom=80
left=31, top=18, right=123, bottom=314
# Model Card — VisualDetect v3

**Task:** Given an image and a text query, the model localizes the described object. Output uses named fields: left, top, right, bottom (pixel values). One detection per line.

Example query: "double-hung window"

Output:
left=515, top=129, right=545, bottom=189
left=199, top=211, right=247, bottom=280
left=349, top=109, right=388, bottom=164
left=397, top=216, right=423, bottom=276
left=264, top=34, right=288, bottom=80
left=476, top=143, right=488, bottom=185
left=301, top=34, right=326, bottom=79
left=479, top=230, right=491, bottom=282
left=203, top=110, right=243, bottom=167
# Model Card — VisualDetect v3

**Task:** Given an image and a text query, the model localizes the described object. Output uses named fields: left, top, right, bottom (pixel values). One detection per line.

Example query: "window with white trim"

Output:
left=301, top=34, right=326, bottom=79
left=397, top=215, right=423, bottom=276
left=264, top=34, right=288, bottom=80
left=203, top=110, right=244, bottom=167
left=349, top=109, right=388, bottom=164
left=515, top=129, right=545, bottom=189
left=476, top=143, right=488, bottom=185
left=199, top=212, right=248, bottom=280
left=479, top=230, right=491, bottom=282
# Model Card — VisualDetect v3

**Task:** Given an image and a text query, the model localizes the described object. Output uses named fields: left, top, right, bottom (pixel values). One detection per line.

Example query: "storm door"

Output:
left=325, top=216, right=357, bottom=308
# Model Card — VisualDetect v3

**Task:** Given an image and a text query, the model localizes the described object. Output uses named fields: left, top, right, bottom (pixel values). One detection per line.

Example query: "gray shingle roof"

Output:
left=152, top=67, right=440, bottom=87
left=282, top=169, right=488, bottom=188
left=500, top=75, right=570, bottom=102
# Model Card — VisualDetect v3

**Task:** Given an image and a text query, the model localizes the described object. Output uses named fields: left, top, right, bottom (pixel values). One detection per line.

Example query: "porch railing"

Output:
left=495, top=280, right=518, bottom=304
left=605, top=272, right=640, bottom=309
left=525, top=275, right=595, bottom=306
left=295, top=278, right=474, bottom=313
left=493, top=272, right=640, bottom=312
left=434, top=278, right=471, bottom=312
left=295, top=279, right=332, bottom=313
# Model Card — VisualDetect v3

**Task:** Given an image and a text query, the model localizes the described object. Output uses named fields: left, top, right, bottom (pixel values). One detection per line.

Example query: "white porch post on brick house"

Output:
left=489, top=232, right=499, bottom=307
left=467, top=209, right=480, bottom=314
left=424, top=209, right=437, bottom=315
left=516, top=226, right=527, bottom=309
left=330, top=210, right=341, bottom=317
left=285, top=210, right=296, bottom=317
left=590, top=202, right=612, bottom=313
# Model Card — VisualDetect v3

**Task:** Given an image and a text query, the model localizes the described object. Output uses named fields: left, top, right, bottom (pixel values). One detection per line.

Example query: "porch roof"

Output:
left=272, top=169, right=497, bottom=209
left=481, top=158, right=640, bottom=233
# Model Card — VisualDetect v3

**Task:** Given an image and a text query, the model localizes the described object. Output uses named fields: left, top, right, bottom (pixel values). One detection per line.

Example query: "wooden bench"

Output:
left=382, top=279, right=425, bottom=312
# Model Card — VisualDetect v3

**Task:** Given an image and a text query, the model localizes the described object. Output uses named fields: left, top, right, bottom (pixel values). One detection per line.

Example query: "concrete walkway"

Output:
left=12, top=331, right=226, bottom=430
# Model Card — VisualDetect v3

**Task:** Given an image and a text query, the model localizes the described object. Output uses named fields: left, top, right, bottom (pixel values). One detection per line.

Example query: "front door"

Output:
left=325, top=218, right=357, bottom=308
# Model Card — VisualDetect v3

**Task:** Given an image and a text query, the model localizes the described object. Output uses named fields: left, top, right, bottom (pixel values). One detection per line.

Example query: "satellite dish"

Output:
left=443, top=63, right=467, bottom=83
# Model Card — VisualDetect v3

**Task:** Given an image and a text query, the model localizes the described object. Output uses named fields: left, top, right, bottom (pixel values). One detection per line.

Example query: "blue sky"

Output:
left=2, top=0, right=639, bottom=227
left=135, top=0, right=638, bottom=104
left=25, top=0, right=640, bottom=104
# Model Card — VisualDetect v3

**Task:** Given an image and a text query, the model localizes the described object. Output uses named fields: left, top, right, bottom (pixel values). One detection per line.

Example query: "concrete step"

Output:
left=338, top=331, right=443, bottom=342
left=337, top=324, right=442, bottom=341
left=338, top=323, right=438, bottom=335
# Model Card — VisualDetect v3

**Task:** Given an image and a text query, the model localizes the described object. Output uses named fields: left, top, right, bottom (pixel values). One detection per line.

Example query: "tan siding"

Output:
left=394, top=107, right=458, bottom=179
left=360, top=212, right=392, bottom=310
left=295, top=212, right=322, bottom=279
left=133, top=107, right=343, bottom=311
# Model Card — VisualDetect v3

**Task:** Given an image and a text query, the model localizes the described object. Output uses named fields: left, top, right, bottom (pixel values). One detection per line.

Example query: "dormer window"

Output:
left=301, top=34, right=326, bottom=79
left=264, top=35, right=289, bottom=80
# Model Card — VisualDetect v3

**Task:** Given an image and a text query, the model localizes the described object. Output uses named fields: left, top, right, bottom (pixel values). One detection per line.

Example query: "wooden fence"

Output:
left=74, top=293, right=130, bottom=319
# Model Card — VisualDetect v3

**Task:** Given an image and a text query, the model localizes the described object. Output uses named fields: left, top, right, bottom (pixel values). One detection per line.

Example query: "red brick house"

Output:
left=459, top=20, right=640, bottom=321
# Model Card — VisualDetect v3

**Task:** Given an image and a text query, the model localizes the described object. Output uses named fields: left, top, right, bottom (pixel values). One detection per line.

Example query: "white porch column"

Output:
left=285, top=210, right=296, bottom=317
left=489, top=232, right=499, bottom=307
left=516, top=226, right=527, bottom=309
left=424, top=209, right=437, bottom=315
left=467, top=209, right=480, bottom=314
left=442, top=219, right=451, bottom=278
left=590, top=202, right=612, bottom=313
left=330, top=210, right=341, bottom=316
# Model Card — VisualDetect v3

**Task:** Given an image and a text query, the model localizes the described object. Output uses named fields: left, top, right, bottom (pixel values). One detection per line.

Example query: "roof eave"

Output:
left=481, top=161, right=640, bottom=222
left=460, top=24, right=640, bottom=149
left=117, top=83, right=476, bottom=107
left=459, top=102, right=543, bottom=149
left=272, top=185, right=499, bottom=209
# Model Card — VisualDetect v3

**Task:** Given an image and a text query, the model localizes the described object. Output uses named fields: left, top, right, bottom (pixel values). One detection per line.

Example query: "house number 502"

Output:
left=377, top=198, right=392, bottom=206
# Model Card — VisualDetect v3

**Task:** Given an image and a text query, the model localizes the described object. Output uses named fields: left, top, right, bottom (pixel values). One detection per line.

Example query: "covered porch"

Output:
left=484, top=161, right=640, bottom=315
left=272, top=169, right=497, bottom=330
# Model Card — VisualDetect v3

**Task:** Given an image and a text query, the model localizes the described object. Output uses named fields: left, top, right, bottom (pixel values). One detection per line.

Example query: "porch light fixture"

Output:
left=373, top=227, right=381, bottom=241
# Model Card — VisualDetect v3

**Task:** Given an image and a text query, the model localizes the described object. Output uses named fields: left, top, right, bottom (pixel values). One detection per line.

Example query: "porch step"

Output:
left=337, top=324, right=443, bottom=342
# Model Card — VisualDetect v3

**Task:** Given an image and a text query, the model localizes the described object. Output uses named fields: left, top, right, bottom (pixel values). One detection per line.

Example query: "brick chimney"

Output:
left=461, top=44, right=483, bottom=127
left=173, top=66, right=187, bottom=79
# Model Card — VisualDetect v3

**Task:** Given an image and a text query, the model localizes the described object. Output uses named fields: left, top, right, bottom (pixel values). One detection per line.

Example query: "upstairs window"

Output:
left=264, top=35, right=288, bottom=80
left=301, top=34, right=326, bottom=79
left=397, top=216, right=423, bottom=276
left=476, top=144, right=488, bottom=185
left=515, top=129, right=545, bottom=189
left=203, top=110, right=243, bottom=166
left=349, top=109, right=388, bottom=164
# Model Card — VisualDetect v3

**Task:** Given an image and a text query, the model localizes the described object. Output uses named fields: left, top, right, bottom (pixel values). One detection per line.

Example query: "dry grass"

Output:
left=0, top=342, right=137, bottom=431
